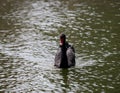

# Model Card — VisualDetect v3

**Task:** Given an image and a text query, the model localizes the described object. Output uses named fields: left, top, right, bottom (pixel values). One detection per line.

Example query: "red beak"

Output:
left=60, top=38, right=64, bottom=45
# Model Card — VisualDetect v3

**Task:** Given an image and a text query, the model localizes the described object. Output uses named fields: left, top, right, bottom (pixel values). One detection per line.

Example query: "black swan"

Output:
left=54, top=34, right=75, bottom=68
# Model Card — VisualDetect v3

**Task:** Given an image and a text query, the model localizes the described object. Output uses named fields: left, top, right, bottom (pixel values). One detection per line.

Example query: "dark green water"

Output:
left=0, top=0, right=120, bottom=93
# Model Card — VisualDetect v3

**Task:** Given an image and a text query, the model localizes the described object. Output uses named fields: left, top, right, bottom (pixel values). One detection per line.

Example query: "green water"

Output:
left=0, top=0, right=120, bottom=93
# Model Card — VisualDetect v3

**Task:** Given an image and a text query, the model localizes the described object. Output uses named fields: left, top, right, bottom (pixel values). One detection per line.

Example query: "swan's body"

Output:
left=54, top=34, right=75, bottom=68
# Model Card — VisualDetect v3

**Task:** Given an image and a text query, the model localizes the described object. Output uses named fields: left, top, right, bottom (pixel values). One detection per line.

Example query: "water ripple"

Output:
left=0, top=0, right=120, bottom=93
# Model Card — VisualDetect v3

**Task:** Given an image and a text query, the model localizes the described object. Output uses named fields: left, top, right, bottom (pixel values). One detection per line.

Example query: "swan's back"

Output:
left=67, top=46, right=75, bottom=67
left=54, top=44, right=75, bottom=68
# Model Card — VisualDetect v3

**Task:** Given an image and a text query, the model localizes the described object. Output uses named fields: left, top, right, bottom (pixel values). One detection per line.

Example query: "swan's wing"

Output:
left=67, top=46, right=75, bottom=67
left=54, top=48, right=61, bottom=67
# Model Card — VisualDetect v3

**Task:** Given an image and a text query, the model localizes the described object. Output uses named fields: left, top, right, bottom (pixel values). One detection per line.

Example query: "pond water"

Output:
left=0, top=0, right=120, bottom=93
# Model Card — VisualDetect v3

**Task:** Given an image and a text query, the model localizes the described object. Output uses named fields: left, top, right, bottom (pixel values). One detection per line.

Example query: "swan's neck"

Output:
left=60, top=45, right=68, bottom=68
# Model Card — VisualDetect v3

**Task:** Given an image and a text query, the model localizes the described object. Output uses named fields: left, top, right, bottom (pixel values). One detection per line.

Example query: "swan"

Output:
left=54, top=34, right=75, bottom=68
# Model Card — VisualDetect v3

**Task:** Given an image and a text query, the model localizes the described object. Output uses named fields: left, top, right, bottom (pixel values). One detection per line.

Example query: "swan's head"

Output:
left=60, top=33, right=66, bottom=45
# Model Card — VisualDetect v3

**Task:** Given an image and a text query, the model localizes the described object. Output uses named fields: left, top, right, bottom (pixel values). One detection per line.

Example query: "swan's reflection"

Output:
left=60, top=68, right=69, bottom=91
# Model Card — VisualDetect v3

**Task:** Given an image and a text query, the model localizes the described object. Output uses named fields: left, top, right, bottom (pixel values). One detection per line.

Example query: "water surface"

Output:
left=0, top=0, right=120, bottom=92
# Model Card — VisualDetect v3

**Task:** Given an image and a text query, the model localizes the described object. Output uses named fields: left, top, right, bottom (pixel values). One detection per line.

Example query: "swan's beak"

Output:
left=60, top=38, right=64, bottom=45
